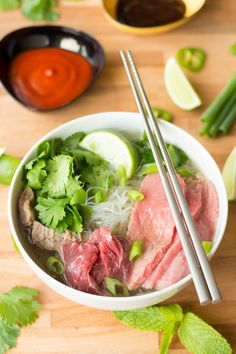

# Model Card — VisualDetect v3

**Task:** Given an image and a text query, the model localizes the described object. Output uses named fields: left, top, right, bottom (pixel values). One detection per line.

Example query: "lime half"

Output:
left=164, top=57, right=202, bottom=110
left=222, top=147, right=236, bottom=201
left=80, top=130, right=138, bottom=178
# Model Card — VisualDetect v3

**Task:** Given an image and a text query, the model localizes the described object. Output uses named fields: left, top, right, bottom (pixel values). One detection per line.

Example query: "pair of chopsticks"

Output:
left=120, top=50, right=221, bottom=305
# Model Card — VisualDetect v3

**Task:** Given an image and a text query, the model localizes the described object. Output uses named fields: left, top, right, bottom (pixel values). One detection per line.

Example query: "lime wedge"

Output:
left=164, top=57, right=202, bottom=110
left=80, top=130, right=138, bottom=178
left=222, top=147, right=236, bottom=201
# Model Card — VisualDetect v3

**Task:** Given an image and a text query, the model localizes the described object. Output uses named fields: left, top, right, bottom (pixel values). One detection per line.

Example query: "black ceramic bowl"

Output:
left=0, top=26, right=105, bottom=111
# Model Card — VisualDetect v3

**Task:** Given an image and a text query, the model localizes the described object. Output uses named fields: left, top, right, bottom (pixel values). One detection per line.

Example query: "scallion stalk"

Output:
left=218, top=101, right=236, bottom=134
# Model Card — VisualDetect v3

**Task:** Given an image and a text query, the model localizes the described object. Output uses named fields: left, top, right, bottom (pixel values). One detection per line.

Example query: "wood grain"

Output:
left=0, top=1, right=236, bottom=353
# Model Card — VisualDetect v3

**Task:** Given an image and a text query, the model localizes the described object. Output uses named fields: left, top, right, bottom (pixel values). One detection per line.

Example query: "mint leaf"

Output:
left=0, top=0, right=20, bottom=10
left=0, top=318, right=19, bottom=354
left=178, top=312, right=232, bottom=354
left=36, top=196, right=68, bottom=228
left=26, top=160, right=47, bottom=190
left=114, top=304, right=183, bottom=331
left=43, top=155, right=73, bottom=197
left=160, top=323, right=177, bottom=354
left=0, top=287, right=41, bottom=326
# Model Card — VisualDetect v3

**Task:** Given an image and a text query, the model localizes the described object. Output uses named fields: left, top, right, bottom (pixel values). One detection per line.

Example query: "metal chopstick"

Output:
left=120, top=49, right=222, bottom=304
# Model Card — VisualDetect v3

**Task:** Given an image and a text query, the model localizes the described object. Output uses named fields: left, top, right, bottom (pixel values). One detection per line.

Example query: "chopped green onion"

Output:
left=117, top=165, right=127, bottom=187
left=46, top=256, right=64, bottom=275
left=127, top=189, right=144, bottom=202
left=152, top=107, right=173, bottom=122
left=202, top=241, right=213, bottom=255
left=70, top=187, right=86, bottom=205
left=138, top=163, right=158, bottom=176
left=129, top=240, right=143, bottom=261
left=0, top=153, right=20, bottom=185
left=218, top=99, right=236, bottom=135
left=176, top=167, right=194, bottom=178
left=95, top=189, right=107, bottom=204
left=104, top=277, right=129, bottom=296
left=176, top=48, right=206, bottom=72
left=229, top=43, right=236, bottom=56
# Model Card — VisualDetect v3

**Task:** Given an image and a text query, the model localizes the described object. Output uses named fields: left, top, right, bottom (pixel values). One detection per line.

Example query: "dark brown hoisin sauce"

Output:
left=117, top=0, right=186, bottom=28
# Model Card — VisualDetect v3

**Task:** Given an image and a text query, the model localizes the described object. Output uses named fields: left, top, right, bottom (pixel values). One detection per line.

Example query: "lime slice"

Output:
left=80, top=130, right=138, bottom=178
left=164, top=57, right=202, bottom=110
left=222, top=146, right=236, bottom=201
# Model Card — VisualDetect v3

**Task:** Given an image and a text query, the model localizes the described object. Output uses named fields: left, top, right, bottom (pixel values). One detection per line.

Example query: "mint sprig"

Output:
left=114, top=305, right=232, bottom=354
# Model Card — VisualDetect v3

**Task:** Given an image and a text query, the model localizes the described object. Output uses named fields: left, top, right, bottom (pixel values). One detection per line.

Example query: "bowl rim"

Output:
left=8, top=111, right=228, bottom=307
left=0, top=25, right=105, bottom=111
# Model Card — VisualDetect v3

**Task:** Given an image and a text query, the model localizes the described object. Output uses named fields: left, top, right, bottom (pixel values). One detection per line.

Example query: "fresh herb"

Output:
left=26, top=160, right=47, bottom=190
left=0, top=286, right=41, bottom=354
left=0, top=0, right=59, bottom=21
left=202, top=241, right=213, bottom=255
left=104, top=277, right=129, bottom=297
left=137, top=163, right=158, bottom=176
left=176, top=48, right=206, bottom=72
left=0, top=152, right=20, bottom=185
left=69, top=187, right=86, bottom=206
left=152, top=107, right=173, bottom=122
left=46, top=256, right=64, bottom=274
left=63, top=132, right=86, bottom=150
left=114, top=304, right=232, bottom=354
left=35, top=196, right=68, bottom=229
left=127, top=189, right=144, bottom=202
left=200, top=72, right=236, bottom=137
left=229, top=43, right=236, bottom=56
left=129, top=240, right=142, bottom=261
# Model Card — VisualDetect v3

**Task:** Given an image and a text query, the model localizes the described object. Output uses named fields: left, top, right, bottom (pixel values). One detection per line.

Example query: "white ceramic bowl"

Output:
left=8, top=112, right=228, bottom=310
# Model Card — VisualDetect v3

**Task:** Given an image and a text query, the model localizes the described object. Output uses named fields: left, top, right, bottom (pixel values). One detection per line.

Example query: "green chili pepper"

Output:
left=176, top=48, right=206, bottom=72
left=152, top=107, right=173, bottom=122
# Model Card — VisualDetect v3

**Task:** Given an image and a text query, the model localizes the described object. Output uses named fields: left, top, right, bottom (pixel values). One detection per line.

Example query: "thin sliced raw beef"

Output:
left=142, top=178, right=218, bottom=291
left=59, top=227, right=132, bottom=295
left=126, top=173, right=185, bottom=290
left=59, top=242, right=104, bottom=295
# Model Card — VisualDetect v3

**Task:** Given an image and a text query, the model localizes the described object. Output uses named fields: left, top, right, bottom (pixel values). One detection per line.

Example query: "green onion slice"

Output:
left=127, top=189, right=144, bottom=202
left=202, top=241, right=213, bottom=255
left=95, top=189, right=107, bottom=204
left=117, top=165, right=127, bottom=187
left=138, top=163, right=158, bottom=176
left=104, top=277, right=129, bottom=296
left=152, top=107, right=173, bottom=122
left=129, top=240, right=142, bottom=261
left=46, top=256, right=64, bottom=275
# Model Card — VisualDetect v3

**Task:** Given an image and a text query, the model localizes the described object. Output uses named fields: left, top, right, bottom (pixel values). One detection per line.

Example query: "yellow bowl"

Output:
left=102, top=0, right=206, bottom=35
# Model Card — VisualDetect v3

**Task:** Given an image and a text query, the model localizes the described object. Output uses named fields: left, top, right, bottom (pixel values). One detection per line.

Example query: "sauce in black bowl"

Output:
left=117, top=0, right=186, bottom=28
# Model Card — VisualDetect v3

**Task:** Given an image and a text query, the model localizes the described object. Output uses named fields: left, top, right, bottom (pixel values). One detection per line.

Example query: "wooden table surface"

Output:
left=0, top=1, right=236, bottom=353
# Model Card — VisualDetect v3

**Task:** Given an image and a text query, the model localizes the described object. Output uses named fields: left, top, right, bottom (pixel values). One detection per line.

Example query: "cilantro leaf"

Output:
left=36, top=196, right=68, bottom=228
left=114, top=304, right=183, bottom=331
left=43, top=155, right=73, bottom=197
left=0, top=318, right=19, bottom=354
left=65, top=176, right=82, bottom=197
left=65, top=146, right=103, bottom=166
left=25, top=151, right=45, bottom=170
left=178, top=312, right=232, bottom=354
left=0, top=0, right=20, bottom=10
left=22, top=0, right=59, bottom=21
left=81, top=162, right=115, bottom=190
left=0, top=287, right=41, bottom=327
left=26, top=160, right=47, bottom=190
left=67, top=205, right=83, bottom=233
left=63, top=132, right=86, bottom=150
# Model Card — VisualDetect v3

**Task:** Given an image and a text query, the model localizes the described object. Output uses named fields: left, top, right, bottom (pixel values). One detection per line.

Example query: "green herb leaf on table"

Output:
left=159, top=322, right=178, bottom=354
left=0, top=319, right=19, bottom=354
left=0, top=287, right=40, bottom=326
left=36, top=196, right=68, bottom=229
left=229, top=43, right=236, bottom=56
left=178, top=312, right=232, bottom=354
left=0, top=153, right=21, bottom=185
left=0, top=0, right=20, bottom=10
left=114, top=304, right=183, bottom=331
left=22, top=0, right=59, bottom=21
left=42, top=155, right=73, bottom=197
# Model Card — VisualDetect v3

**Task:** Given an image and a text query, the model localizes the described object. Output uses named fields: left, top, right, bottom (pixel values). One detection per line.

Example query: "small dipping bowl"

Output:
left=0, top=26, right=105, bottom=110
left=102, top=0, right=206, bottom=35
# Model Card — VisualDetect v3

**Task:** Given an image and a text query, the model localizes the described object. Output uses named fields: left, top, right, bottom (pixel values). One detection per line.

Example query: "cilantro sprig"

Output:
left=114, top=305, right=232, bottom=354
left=0, top=287, right=41, bottom=354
